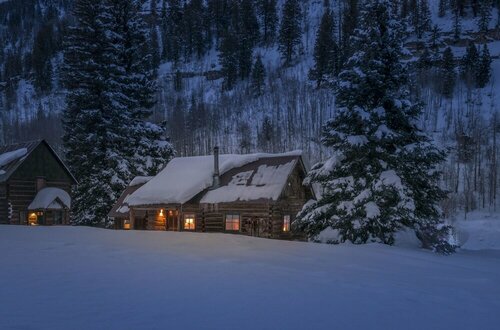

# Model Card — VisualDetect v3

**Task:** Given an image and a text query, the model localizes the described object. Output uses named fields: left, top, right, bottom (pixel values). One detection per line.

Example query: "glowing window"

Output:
left=184, top=214, right=195, bottom=230
left=225, top=214, right=240, bottom=231
left=28, top=213, right=37, bottom=225
left=283, top=215, right=291, bottom=232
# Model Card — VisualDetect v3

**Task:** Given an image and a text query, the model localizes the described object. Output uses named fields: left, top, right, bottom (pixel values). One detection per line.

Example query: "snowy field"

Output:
left=1, top=226, right=500, bottom=330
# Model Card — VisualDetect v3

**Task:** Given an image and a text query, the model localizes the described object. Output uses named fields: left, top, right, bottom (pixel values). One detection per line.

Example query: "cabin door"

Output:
left=251, top=218, right=261, bottom=237
left=166, top=213, right=178, bottom=231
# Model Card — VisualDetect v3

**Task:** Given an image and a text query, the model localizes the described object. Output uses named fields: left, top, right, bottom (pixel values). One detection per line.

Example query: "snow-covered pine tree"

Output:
left=476, top=44, right=492, bottom=88
left=62, top=0, right=117, bottom=226
left=63, top=0, right=174, bottom=226
left=278, top=0, right=302, bottom=66
left=295, top=0, right=457, bottom=254
left=105, top=0, right=174, bottom=177
left=309, top=8, right=338, bottom=88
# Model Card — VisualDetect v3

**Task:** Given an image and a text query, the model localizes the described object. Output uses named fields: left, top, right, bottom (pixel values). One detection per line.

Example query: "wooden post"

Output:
left=129, top=208, right=135, bottom=230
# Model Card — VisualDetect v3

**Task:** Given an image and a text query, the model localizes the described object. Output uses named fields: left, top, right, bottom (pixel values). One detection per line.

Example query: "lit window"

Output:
left=28, top=212, right=38, bottom=225
left=184, top=214, right=195, bottom=230
left=283, top=215, right=291, bottom=232
left=225, top=214, right=240, bottom=231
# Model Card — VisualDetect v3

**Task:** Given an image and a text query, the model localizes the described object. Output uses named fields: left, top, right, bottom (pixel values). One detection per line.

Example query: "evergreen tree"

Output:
left=438, top=0, right=446, bottom=18
left=341, top=0, right=359, bottom=62
left=478, top=0, right=492, bottom=33
left=164, top=0, right=184, bottom=62
left=309, top=9, right=338, bottom=88
left=460, top=43, right=479, bottom=87
left=440, top=47, right=456, bottom=98
left=258, top=0, right=278, bottom=45
left=278, top=0, right=302, bottom=65
left=413, top=0, right=431, bottom=39
left=105, top=0, right=174, bottom=177
left=62, top=0, right=116, bottom=226
left=241, top=0, right=260, bottom=48
left=219, top=27, right=239, bottom=90
left=32, top=24, right=54, bottom=93
left=251, top=54, right=266, bottom=96
left=476, top=44, right=492, bottom=88
left=295, top=0, right=456, bottom=254
left=63, top=0, right=174, bottom=226
left=453, top=4, right=461, bottom=40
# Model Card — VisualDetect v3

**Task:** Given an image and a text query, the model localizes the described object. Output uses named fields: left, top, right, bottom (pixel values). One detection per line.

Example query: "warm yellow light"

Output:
left=124, top=223, right=130, bottom=230
left=168, top=210, right=173, bottom=216
left=159, top=209, right=164, bottom=216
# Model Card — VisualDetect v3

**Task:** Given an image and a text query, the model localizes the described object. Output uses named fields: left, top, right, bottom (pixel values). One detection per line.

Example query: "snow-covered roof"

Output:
left=28, top=187, right=71, bottom=210
left=200, top=161, right=296, bottom=203
left=0, top=148, right=27, bottom=168
left=127, top=151, right=302, bottom=206
left=129, top=176, right=153, bottom=187
left=108, top=176, right=155, bottom=218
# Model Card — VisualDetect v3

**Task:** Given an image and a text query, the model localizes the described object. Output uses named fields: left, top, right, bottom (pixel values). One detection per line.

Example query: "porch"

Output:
left=128, top=205, right=198, bottom=232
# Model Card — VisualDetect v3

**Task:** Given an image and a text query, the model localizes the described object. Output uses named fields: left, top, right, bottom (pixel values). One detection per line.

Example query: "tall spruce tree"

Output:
left=341, top=0, right=359, bottom=62
left=460, top=43, right=479, bottom=87
left=106, top=0, right=174, bottom=177
left=251, top=54, right=266, bottom=96
left=63, top=0, right=174, bottom=226
left=476, top=44, right=492, bottom=88
left=295, top=0, right=456, bottom=253
left=258, top=0, right=278, bottom=45
left=62, top=0, right=117, bottom=225
left=440, top=47, right=456, bottom=97
left=309, top=8, right=338, bottom=88
left=478, top=0, right=492, bottom=33
left=278, top=0, right=302, bottom=65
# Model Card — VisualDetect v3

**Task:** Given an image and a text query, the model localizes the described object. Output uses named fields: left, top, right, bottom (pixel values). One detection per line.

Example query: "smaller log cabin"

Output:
left=111, top=148, right=315, bottom=240
left=0, top=140, right=76, bottom=226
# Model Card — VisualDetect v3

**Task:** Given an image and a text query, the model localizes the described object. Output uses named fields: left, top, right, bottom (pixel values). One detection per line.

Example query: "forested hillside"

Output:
left=0, top=0, right=499, bottom=217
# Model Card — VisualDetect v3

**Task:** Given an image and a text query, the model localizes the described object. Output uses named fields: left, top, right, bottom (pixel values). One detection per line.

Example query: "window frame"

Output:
left=183, top=213, right=196, bottom=231
left=225, top=213, right=241, bottom=232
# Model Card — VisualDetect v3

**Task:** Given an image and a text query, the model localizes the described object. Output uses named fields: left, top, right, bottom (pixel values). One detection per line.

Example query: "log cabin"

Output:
left=0, top=140, right=76, bottom=225
left=113, top=147, right=315, bottom=240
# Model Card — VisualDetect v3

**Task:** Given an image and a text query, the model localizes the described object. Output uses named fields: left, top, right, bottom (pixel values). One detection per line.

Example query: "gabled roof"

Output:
left=0, top=140, right=77, bottom=184
left=127, top=151, right=304, bottom=206
left=28, top=187, right=71, bottom=210
left=108, top=176, right=153, bottom=218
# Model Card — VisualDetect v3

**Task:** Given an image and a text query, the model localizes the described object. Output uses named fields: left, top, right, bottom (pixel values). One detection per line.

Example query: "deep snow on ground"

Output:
left=1, top=226, right=499, bottom=330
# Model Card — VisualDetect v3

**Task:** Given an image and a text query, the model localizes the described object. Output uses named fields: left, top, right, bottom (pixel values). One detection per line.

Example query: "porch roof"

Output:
left=28, top=187, right=71, bottom=210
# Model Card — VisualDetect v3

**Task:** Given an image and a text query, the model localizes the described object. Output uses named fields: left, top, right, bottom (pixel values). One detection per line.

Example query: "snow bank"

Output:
left=28, top=187, right=71, bottom=210
left=0, top=226, right=499, bottom=330
left=128, top=151, right=301, bottom=206
left=455, top=212, right=500, bottom=251
left=0, top=148, right=27, bottom=168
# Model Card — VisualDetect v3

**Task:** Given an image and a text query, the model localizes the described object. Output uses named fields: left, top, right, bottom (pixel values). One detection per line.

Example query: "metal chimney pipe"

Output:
left=213, top=146, right=220, bottom=188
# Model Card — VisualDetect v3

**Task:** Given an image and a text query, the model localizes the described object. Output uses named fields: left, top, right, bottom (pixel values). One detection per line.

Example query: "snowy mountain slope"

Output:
left=1, top=225, right=499, bottom=330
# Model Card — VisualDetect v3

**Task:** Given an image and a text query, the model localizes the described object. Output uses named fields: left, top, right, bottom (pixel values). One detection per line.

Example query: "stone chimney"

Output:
left=212, top=146, right=220, bottom=188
